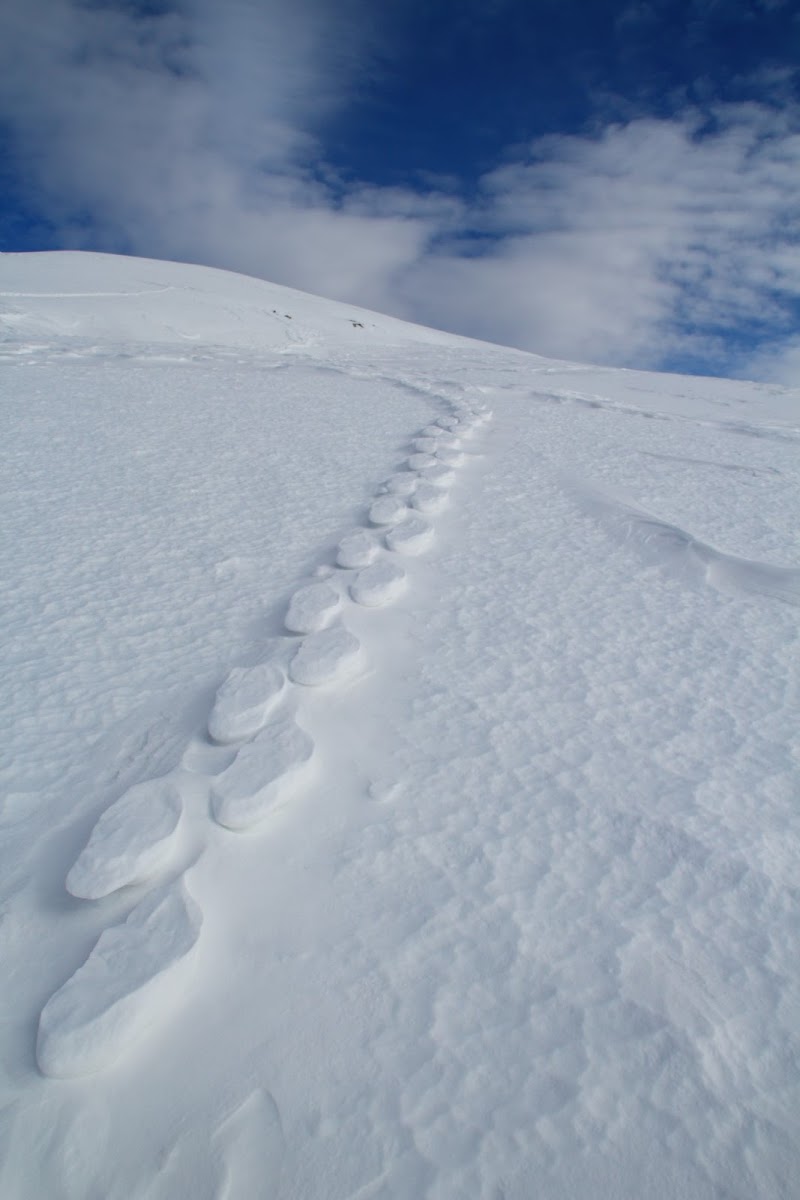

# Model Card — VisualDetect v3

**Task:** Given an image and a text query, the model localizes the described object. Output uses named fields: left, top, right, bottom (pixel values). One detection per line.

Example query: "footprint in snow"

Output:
left=385, top=516, right=434, bottom=555
left=350, top=561, right=407, bottom=607
left=211, top=712, right=314, bottom=830
left=208, top=662, right=287, bottom=744
left=435, top=447, right=465, bottom=466
left=66, top=776, right=183, bottom=900
left=417, top=429, right=461, bottom=448
left=455, top=412, right=486, bottom=433
left=410, top=481, right=448, bottom=514
left=406, top=452, right=438, bottom=471
left=288, top=625, right=362, bottom=686
left=37, top=878, right=202, bottom=1077
left=417, top=463, right=455, bottom=488
left=381, top=473, right=418, bottom=496
left=368, top=495, right=408, bottom=526
left=435, top=416, right=459, bottom=430
left=336, top=529, right=378, bottom=569
left=284, top=581, right=340, bottom=634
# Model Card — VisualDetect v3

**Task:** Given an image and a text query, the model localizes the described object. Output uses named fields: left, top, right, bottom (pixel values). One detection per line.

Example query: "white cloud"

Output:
left=738, top=336, right=800, bottom=387
left=397, top=106, right=800, bottom=373
left=0, top=0, right=444, bottom=304
left=1, top=1, right=799, bottom=382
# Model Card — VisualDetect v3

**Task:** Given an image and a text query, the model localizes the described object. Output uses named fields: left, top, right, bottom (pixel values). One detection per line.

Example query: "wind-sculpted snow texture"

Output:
left=2, top=252, right=799, bottom=1200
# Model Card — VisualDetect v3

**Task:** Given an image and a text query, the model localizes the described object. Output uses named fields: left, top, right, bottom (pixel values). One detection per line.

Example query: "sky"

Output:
left=1, top=0, right=799, bottom=382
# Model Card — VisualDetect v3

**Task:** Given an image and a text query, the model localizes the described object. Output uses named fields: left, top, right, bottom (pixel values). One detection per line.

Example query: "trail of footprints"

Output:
left=36, top=403, right=492, bottom=1079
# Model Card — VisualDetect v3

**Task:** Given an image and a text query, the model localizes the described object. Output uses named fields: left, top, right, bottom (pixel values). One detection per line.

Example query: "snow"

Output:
left=382, top=471, right=420, bottom=496
left=208, top=662, right=288, bottom=744
left=1, top=249, right=799, bottom=1198
left=284, top=581, right=341, bottom=634
left=287, top=624, right=363, bottom=686
left=385, top=513, right=436, bottom=555
left=407, top=451, right=440, bottom=470
left=434, top=446, right=466, bottom=466
left=418, top=461, right=457, bottom=487
left=210, top=713, right=315, bottom=831
left=573, top=482, right=800, bottom=604
left=410, top=481, right=449, bottom=514
left=336, top=528, right=380, bottom=568
left=368, top=494, right=409, bottom=526
left=350, top=560, right=408, bottom=608
left=66, top=776, right=183, bottom=900
left=36, top=880, right=202, bottom=1078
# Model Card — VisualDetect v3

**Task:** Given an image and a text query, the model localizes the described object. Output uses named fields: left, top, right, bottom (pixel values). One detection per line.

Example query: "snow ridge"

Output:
left=38, top=402, right=491, bottom=1077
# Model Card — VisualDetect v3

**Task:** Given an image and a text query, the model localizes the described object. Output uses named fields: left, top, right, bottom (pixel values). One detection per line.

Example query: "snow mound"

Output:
left=369, top=495, right=409, bottom=526
left=385, top=515, right=435, bottom=555
left=411, top=481, right=449, bottom=514
left=382, top=472, right=419, bottom=497
left=284, top=581, right=341, bottom=634
left=288, top=625, right=363, bottom=686
left=66, top=777, right=182, bottom=900
left=211, top=713, right=314, bottom=830
left=417, top=463, right=456, bottom=488
left=37, top=880, right=202, bottom=1077
left=336, top=529, right=379, bottom=568
left=350, top=560, right=407, bottom=607
left=208, top=662, right=288, bottom=744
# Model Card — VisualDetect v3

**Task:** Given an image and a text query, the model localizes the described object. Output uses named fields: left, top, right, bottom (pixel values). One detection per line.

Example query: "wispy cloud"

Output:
left=401, top=103, right=800, bottom=378
left=0, top=0, right=439, bottom=300
left=2, top=0, right=799, bottom=383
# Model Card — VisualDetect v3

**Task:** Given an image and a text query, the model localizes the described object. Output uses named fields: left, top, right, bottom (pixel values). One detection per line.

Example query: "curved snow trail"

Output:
left=32, top=396, right=492, bottom=1084
left=14, top=367, right=799, bottom=1200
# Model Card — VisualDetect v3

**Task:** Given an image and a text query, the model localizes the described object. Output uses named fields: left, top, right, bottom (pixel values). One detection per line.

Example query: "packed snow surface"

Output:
left=1, top=251, right=799, bottom=1199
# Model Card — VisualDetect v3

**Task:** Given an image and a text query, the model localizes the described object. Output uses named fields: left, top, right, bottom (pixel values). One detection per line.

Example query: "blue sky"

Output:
left=1, top=0, right=799, bottom=381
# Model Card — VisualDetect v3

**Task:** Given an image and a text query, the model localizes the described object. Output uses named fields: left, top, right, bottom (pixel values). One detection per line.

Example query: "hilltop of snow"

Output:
left=0, top=249, right=485, bottom=352
left=1, top=251, right=798, bottom=1200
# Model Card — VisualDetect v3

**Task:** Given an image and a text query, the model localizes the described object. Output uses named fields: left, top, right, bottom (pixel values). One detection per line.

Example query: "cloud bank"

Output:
left=1, top=0, right=799, bottom=383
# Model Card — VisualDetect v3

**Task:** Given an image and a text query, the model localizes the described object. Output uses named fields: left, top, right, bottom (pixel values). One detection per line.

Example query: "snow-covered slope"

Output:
left=1, top=252, right=798, bottom=1200
left=0, top=250, right=482, bottom=351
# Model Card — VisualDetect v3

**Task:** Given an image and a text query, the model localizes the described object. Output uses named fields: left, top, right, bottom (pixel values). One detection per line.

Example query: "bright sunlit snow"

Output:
left=1, top=251, right=798, bottom=1199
